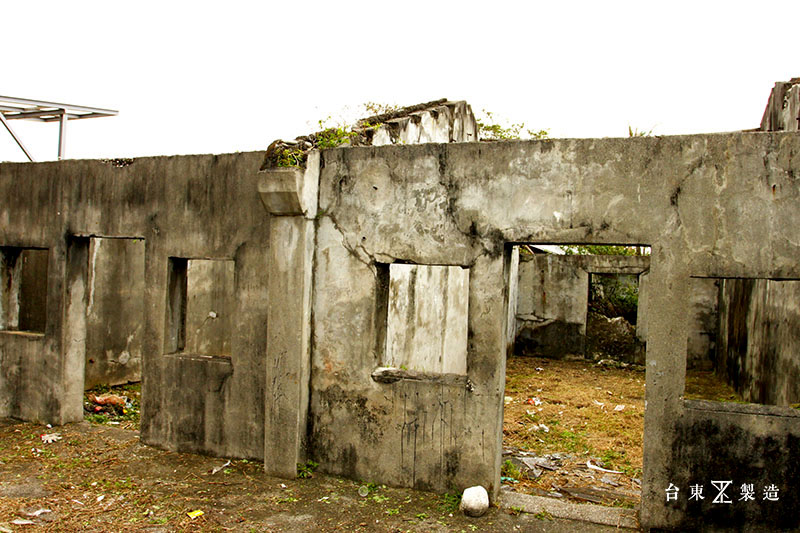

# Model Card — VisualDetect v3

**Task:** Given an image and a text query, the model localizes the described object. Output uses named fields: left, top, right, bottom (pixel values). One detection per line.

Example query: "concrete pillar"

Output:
left=258, top=152, right=319, bottom=478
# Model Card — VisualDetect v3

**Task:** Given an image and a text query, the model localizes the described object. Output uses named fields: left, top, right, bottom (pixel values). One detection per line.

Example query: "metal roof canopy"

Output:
left=0, top=95, right=118, bottom=161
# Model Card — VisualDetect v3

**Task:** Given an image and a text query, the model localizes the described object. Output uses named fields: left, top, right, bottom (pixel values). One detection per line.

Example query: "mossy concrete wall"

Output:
left=716, top=278, right=800, bottom=406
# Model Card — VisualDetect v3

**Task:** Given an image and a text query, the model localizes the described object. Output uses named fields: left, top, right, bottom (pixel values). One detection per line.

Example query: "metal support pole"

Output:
left=0, top=112, right=35, bottom=162
left=58, top=109, right=67, bottom=159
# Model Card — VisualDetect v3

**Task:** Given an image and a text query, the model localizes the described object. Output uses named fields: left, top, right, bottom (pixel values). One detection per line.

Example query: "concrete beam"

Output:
left=258, top=151, right=319, bottom=217
left=261, top=155, right=320, bottom=478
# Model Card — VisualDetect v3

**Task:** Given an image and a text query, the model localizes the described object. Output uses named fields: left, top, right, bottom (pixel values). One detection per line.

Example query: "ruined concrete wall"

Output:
left=3, top=125, right=800, bottom=530
left=309, top=131, right=800, bottom=531
left=760, top=80, right=800, bottom=132
left=514, top=254, right=648, bottom=359
left=515, top=254, right=589, bottom=357
left=715, top=278, right=800, bottom=406
left=84, top=237, right=145, bottom=389
left=0, top=153, right=269, bottom=461
left=685, top=277, right=718, bottom=371
left=370, top=101, right=477, bottom=146
left=666, top=400, right=800, bottom=531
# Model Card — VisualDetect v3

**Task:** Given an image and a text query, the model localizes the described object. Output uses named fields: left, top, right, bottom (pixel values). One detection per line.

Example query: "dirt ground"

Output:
left=0, top=416, right=633, bottom=533
left=502, top=356, right=645, bottom=508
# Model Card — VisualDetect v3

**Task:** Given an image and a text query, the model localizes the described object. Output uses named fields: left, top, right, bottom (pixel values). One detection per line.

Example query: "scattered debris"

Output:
left=526, top=397, right=542, bottom=406
left=11, top=519, right=35, bottom=525
left=614, top=404, right=625, bottom=412
left=87, top=393, right=127, bottom=407
left=600, top=475, right=621, bottom=487
left=187, top=510, right=204, bottom=519
left=24, top=509, right=51, bottom=517
left=586, top=459, right=623, bottom=474
left=41, top=433, right=61, bottom=444
left=504, top=396, right=513, bottom=405
left=210, top=460, right=231, bottom=475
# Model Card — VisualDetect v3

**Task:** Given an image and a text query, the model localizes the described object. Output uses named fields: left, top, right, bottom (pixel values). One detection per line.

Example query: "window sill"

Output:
left=164, top=352, right=232, bottom=364
left=0, top=330, right=45, bottom=338
left=371, top=367, right=471, bottom=389
left=684, top=398, right=800, bottom=419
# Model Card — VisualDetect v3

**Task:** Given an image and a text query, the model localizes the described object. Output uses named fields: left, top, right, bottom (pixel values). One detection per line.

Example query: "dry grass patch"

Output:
left=503, top=356, right=645, bottom=503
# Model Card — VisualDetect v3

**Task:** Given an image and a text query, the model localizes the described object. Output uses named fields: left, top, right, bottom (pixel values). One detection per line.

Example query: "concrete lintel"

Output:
left=264, top=216, right=315, bottom=478
left=258, top=151, right=319, bottom=217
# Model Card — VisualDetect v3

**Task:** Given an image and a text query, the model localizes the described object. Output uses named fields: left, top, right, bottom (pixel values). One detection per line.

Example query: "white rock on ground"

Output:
left=460, top=485, right=489, bottom=517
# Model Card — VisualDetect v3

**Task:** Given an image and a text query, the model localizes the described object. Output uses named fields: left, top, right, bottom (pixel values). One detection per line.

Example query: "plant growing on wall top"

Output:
left=561, top=245, right=649, bottom=256
left=476, top=109, right=549, bottom=141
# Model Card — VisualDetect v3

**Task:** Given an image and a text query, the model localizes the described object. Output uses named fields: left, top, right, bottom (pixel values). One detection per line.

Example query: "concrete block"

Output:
left=258, top=151, right=319, bottom=217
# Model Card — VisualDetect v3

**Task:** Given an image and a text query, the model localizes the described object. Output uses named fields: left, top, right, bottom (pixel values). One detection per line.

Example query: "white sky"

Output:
left=2, top=1, right=798, bottom=162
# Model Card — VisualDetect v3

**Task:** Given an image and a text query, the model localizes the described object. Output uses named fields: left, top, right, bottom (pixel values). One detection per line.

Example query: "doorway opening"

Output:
left=503, top=243, right=650, bottom=508
left=64, top=236, right=146, bottom=428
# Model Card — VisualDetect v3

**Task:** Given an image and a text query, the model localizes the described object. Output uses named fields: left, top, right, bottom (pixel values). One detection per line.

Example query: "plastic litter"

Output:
left=25, top=508, right=51, bottom=517
left=586, top=459, right=623, bottom=474
left=12, top=519, right=35, bottom=525
left=41, top=433, right=62, bottom=444
left=614, top=404, right=625, bottom=411
left=187, top=510, right=204, bottom=519
left=211, top=460, right=231, bottom=475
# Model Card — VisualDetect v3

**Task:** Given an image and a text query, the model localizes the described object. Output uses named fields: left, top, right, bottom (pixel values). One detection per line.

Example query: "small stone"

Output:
left=460, top=485, right=489, bottom=517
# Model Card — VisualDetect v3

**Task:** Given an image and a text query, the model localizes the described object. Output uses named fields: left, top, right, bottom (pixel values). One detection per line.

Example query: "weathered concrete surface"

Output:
left=370, top=100, right=478, bottom=146
left=667, top=400, right=800, bottom=531
left=183, top=258, right=235, bottom=357
left=3, top=125, right=800, bottom=531
left=514, top=254, right=648, bottom=359
left=0, top=152, right=270, bottom=459
left=716, top=278, right=800, bottom=405
left=259, top=158, right=318, bottom=478
left=308, top=132, right=800, bottom=531
left=760, top=79, right=800, bottom=132
left=385, top=263, right=469, bottom=374
left=686, top=276, right=718, bottom=371
left=84, top=237, right=144, bottom=388
left=500, top=491, right=639, bottom=530
left=0, top=247, right=49, bottom=333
